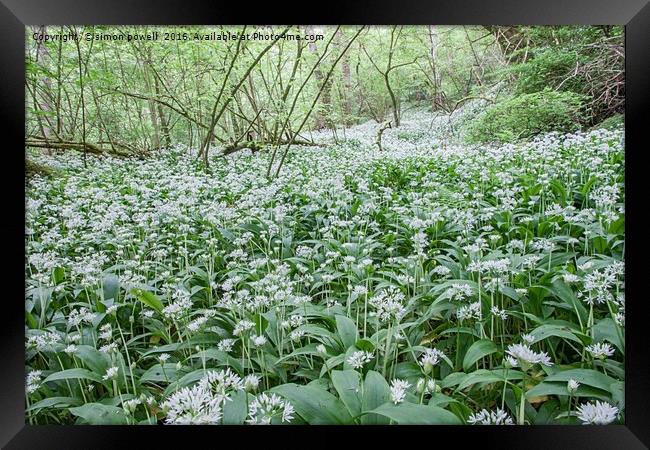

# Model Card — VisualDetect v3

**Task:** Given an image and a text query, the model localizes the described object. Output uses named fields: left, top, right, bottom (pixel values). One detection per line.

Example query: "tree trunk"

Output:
left=386, top=26, right=401, bottom=127
left=73, top=26, right=87, bottom=167
left=336, top=28, right=353, bottom=125
left=34, top=26, right=54, bottom=154
left=141, top=46, right=161, bottom=150
left=153, top=73, right=171, bottom=148
left=428, top=26, right=445, bottom=110
left=307, top=25, right=331, bottom=130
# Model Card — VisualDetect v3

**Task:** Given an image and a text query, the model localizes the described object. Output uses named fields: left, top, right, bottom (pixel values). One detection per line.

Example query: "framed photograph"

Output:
left=2, top=0, right=648, bottom=447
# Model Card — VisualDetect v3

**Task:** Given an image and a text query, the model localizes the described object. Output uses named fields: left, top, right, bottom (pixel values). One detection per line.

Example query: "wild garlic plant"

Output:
left=25, top=109, right=624, bottom=425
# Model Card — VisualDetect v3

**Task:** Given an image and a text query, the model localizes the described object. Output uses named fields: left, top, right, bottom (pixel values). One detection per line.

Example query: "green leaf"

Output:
left=296, top=324, right=340, bottom=348
left=141, top=363, right=180, bottom=383
left=26, top=311, right=38, bottom=329
left=608, top=216, right=624, bottom=235
left=27, top=396, right=83, bottom=412
left=610, top=381, right=624, bottom=409
left=440, top=372, right=468, bottom=389
left=163, top=369, right=205, bottom=396
left=252, top=312, right=268, bottom=335
left=331, top=370, right=362, bottom=418
left=100, top=394, right=135, bottom=407
left=319, top=354, right=346, bottom=377
left=593, top=318, right=624, bottom=353
left=462, top=339, right=498, bottom=372
left=217, top=227, right=235, bottom=242
left=427, top=393, right=458, bottom=408
left=74, top=345, right=110, bottom=375
left=103, top=274, right=120, bottom=301
left=69, top=403, right=128, bottom=425
left=53, top=266, right=65, bottom=284
left=140, top=343, right=181, bottom=357
left=335, top=315, right=359, bottom=349
left=355, top=338, right=375, bottom=352
left=394, top=361, right=422, bottom=379
left=222, top=390, right=248, bottom=424
left=189, top=349, right=244, bottom=373
left=525, top=381, right=610, bottom=400
left=276, top=343, right=323, bottom=363
left=456, top=369, right=524, bottom=391
left=529, top=324, right=583, bottom=345
left=271, top=383, right=353, bottom=424
left=535, top=368, right=619, bottom=394
left=367, top=402, right=461, bottom=424
left=44, top=368, right=104, bottom=384
left=131, top=288, right=163, bottom=313
left=361, top=370, right=391, bottom=424
left=533, top=398, right=560, bottom=424
left=546, top=280, right=588, bottom=327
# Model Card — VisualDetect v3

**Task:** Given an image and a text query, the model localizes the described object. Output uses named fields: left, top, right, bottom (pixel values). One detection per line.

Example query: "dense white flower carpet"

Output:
left=26, top=111, right=624, bottom=425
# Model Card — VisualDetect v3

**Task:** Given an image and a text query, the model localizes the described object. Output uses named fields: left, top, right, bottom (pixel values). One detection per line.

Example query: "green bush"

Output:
left=463, top=89, right=587, bottom=143
left=591, top=113, right=624, bottom=131
left=501, top=26, right=624, bottom=125
left=510, top=48, right=589, bottom=95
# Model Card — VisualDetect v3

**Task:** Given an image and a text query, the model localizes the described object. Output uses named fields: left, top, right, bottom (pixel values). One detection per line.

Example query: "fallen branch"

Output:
left=375, top=121, right=392, bottom=151
left=220, top=138, right=321, bottom=157
left=25, top=138, right=133, bottom=157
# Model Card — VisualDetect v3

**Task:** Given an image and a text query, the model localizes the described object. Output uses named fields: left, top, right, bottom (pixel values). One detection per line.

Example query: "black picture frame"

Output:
left=1, top=1, right=648, bottom=448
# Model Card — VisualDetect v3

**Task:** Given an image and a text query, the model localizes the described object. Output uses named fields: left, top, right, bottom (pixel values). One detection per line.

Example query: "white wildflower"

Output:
left=102, top=366, right=119, bottom=381
left=390, top=379, right=411, bottom=404
left=347, top=351, right=374, bottom=369
left=506, top=343, right=553, bottom=368
left=468, top=408, right=514, bottom=425
left=162, top=384, right=222, bottom=425
left=419, top=348, right=445, bottom=374
left=586, top=342, right=615, bottom=359
left=576, top=401, right=619, bottom=425
left=567, top=379, right=580, bottom=394
left=246, top=393, right=294, bottom=424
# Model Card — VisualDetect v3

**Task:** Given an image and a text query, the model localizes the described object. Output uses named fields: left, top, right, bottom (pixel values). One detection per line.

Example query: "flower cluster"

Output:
left=468, top=408, right=514, bottom=425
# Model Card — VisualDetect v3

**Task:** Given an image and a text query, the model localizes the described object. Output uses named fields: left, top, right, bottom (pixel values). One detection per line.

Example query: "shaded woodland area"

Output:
left=25, top=26, right=626, bottom=426
left=26, top=25, right=623, bottom=176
